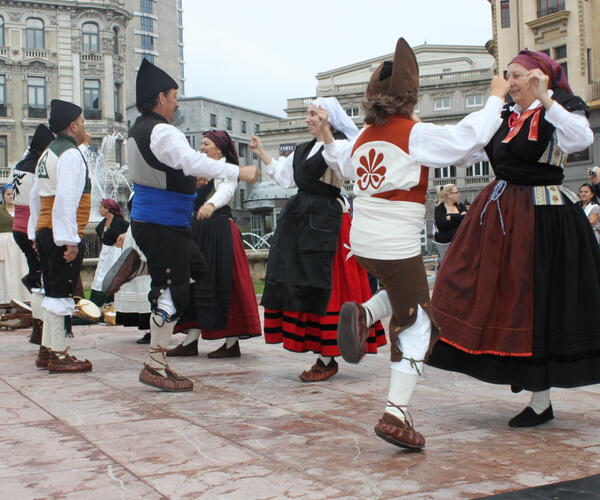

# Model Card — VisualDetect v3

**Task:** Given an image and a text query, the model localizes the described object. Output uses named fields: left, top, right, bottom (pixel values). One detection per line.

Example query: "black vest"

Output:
left=292, top=139, right=341, bottom=198
left=127, top=111, right=196, bottom=195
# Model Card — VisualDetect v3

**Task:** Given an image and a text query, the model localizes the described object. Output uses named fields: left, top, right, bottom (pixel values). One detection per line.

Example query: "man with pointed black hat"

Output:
left=28, top=99, right=93, bottom=373
left=12, top=124, right=55, bottom=347
left=123, top=58, right=258, bottom=392
left=321, top=38, right=509, bottom=449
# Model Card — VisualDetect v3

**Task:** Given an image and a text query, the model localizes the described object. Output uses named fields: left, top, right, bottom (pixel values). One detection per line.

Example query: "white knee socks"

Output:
left=226, top=336, right=239, bottom=348
left=31, top=292, right=44, bottom=321
left=385, top=369, right=418, bottom=423
left=46, top=310, right=69, bottom=357
left=183, top=328, right=200, bottom=346
left=362, top=290, right=392, bottom=326
left=146, top=312, right=175, bottom=372
left=528, top=389, right=551, bottom=414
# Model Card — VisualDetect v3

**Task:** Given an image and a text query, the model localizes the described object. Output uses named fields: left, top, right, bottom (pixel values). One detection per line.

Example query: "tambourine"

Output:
left=74, top=297, right=101, bottom=321
left=11, top=299, right=32, bottom=313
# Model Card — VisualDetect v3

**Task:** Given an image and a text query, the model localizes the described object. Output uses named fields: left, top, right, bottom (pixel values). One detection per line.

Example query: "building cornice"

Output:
left=3, top=1, right=132, bottom=20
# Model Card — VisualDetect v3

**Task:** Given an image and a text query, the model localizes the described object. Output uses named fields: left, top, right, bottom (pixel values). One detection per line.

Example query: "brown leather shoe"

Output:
left=207, top=341, right=240, bottom=358
left=47, top=349, right=92, bottom=373
left=338, top=302, right=369, bottom=364
left=299, top=358, right=338, bottom=382
left=374, top=407, right=425, bottom=450
left=101, top=247, right=141, bottom=296
left=166, top=340, right=199, bottom=357
left=29, top=319, right=43, bottom=345
left=35, top=345, right=50, bottom=368
left=139, top=364, right=193, bottom=392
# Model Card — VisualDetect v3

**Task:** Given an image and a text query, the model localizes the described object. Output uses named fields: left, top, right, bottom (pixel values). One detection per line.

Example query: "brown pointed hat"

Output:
left=366, top=38, right=419, bottom=98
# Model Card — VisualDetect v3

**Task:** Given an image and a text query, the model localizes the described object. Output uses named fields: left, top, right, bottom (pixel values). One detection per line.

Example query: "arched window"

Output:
left=82, top=22, right=99, bottom=53
left=0, top=16, right=5, bottom=47
left=112, top=27, right=119, bottom=54
left=26, top=18, right=45, bottom=49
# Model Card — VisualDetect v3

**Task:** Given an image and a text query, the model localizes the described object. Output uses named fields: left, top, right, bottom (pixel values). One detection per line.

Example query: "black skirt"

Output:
left=429, top=196, right=600, bottom=391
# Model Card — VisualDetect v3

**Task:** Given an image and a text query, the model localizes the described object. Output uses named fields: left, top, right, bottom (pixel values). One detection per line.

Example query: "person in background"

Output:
left=433, top=183, right=467, bottom=262
left=578, top=182, right=600, bottom=243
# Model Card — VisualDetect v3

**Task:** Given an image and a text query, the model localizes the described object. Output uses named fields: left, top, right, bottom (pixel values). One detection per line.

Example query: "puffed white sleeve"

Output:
left=263, top=152, right=296, bottom=189
left=52, top=149, right=86, bottom=246
left=409, top=96, right=504, bottom=168
left=27, top=176, right=40, bottom=241
left=544, top=103, right=594, bottom=154
left=322, top=137, right=357, bottom=181
left=207, top=177, right=237, bottom=209
left=150, top=123, right=240, bottom=179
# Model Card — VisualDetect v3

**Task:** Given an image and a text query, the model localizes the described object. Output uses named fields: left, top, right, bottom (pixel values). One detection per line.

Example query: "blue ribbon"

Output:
left=130, top=183, right=196, bottom=228
left=480, top=180, right=507, bottom=235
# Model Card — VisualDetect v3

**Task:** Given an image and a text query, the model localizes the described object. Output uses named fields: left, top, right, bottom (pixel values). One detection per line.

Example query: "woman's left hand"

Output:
left=115, top=233, right=125, bottom=248
left=526, top=69, right=550, bottom=102
left=197, top=203, right=215, bottom=219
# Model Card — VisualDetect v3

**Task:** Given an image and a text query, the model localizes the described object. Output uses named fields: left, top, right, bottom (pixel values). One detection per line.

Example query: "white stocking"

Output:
left=362, top=290, right=392, bottom=326
left=183, top=328, right=200, bottom=345
left=528, top=389, right=551, bottom=414
left=226, top=336, right=239, bottom=348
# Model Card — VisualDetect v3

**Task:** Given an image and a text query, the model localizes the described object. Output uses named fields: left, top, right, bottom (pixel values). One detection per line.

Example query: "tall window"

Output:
left=26, top=18, right=45, bottom=49
left=0, top=136, right=7, bottom=177
left=500, top=0, right=510, bottom=28
left=178, top=29, right=183, bottom=43
left=140, top=35, right=154, bottom=50
left=0, top=16, right=4, bottom=47
left=538, top=0, right=565, bottom=17
left=112, top=27, right=119, bottom=54
left=115, top=138, right=123, bottom=165
left=434, top=165, right=456, bottom=180
left=226, top=117, right=232, bottom=131
left=241, top=120, right=247, bottom=134
left=27, top=76, right=46, bottom=118
left=466, top=161, right=490, bottom=177
left=210, top=114, right=217, bottom=127
left=140, top=16, right=153, bottom=33
left=140, top=0, right=153, bottom=14
left=588, top=49, right=594, bottom=84
left=239, top=143, right=248, bottom=159
left=114, top=83, right=122, bottom=121
left=0, top=75, right=5, bottom=105
left=254, top=123, right=260, bottom=134
left=83, top=80, right=101, bottom=119
left=82, top=22, right=99, bottom=53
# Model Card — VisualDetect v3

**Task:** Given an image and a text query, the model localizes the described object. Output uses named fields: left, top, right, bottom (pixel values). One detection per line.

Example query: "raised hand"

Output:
left=525, top=69, right=550, bottom=101
left=489, top=75, right=510, bottom=99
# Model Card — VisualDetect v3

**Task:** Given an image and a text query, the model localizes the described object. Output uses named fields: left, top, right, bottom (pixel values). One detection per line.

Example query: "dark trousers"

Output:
left=13, top=230, right=42, bottom=284
left=35, top=228, right=84, bottom=299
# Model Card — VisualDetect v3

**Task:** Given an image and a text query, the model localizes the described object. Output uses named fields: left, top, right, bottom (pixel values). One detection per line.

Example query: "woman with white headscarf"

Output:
left=250, top=97, right=386, bottom=382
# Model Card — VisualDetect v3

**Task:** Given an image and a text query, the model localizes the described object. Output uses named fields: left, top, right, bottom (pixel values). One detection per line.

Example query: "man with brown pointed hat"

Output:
left=28, top=99, right=94, bottom=373
left=321, top=38, right=509, bottom=449
left=122, top=58, right=258, bottom=392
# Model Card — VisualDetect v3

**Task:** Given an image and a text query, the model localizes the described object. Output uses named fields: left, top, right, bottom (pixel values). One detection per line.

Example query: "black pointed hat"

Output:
left=49, top=99, right=82, bottom=133
left=29, top=124, right=55, bottom=152
left=136, top=58, right=179, bottom=109
left=366, top=38, right=419, bottom=98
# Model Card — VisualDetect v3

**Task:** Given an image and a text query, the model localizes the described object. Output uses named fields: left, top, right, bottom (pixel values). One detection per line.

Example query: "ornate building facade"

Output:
left=0, top=0, right=131, bottom=182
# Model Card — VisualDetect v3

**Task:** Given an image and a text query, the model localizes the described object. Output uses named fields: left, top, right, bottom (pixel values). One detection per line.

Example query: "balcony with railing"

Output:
left=465, top=176, right=491, bottom=185
left=592, top=81, right=600, bottom=102
left=433, top=178, right=456, bottom=187
left=84, top=108, right=102, bottom=120
left=0, top=47, right=8, bottom=57
left=81, top=53, right=102, bottom=63
left=28, top=106, right=47, bottom=119
left=537, top=1, right=565, bottom=18
left=23, top=48, right=48, bottom=59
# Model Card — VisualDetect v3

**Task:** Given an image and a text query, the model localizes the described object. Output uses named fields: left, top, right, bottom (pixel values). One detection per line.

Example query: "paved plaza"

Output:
left=1, top=311, right=600, bottom=499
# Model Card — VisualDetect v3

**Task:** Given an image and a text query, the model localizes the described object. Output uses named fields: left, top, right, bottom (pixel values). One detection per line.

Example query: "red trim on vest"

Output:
left=502, top=106, right=543, bottom=144
left=352, top=116, right=428, bottom=204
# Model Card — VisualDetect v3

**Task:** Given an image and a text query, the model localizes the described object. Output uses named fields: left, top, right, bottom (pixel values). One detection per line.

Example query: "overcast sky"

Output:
left=181, top=1, right=493, bottom=116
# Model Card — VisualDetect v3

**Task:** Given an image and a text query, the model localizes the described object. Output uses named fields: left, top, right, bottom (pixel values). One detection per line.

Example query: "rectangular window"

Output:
left=27, top=76, right=46, bottom=118
left=0, top=75, right=5, bottom=105
left=178, top=29, right=183, bottom=43
left=26, top=20, right=45, bottom=49
left=114, top=84, right=122, bottom=122
left=0, top=136, right=7, bottom=177
left=538, top=0, right=565, bottom=17
left=83, top=79, right=101, bottom=119
left=82, top=23, right=99, bottom=52
left=178, top=11, right=183, bottom=26
left=210, top=113, right=217, bottom=127
left=140, top=16, right=153, bottom=33
left=140, top=0, right=153, bottom=14
left=588, top=49, right=594, bottom=84
left=179, top=46, right=184, bottom=60
left=254, top=123, right=260, bottom=134
left=115, top=138, right=123, bottom=165
left=345, top=107, right=359, bottom=117
left=567, top=148, right=591, bottom=163
left=140, top=34, right=154, bottom=50
left=433, top=97, right=451, bottom=111
left=466, top=161, right=490, bottom=177
left=434, top=166, right=457, bottom=179
left=465, top=94, right=484, bottom=108
left=554, top=45, right=567, bottom=60
left=500, top=0, right=510, bottom=28
left=226, top=117, right=232, bottom=131
left=241, top=120, right=247, bottom=134
left=239, top=143, right=248, bottom=159
left=179, top=63, right=184, bottom=79
left=0, top=17, right=4, bottom=47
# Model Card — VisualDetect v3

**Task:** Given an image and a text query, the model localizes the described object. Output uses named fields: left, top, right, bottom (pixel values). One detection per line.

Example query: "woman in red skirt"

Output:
left=251, top=97, right=386, bottom=382
left=428, top=50, right=599, bottom=428
left=168, top=130, right=261, bottom=358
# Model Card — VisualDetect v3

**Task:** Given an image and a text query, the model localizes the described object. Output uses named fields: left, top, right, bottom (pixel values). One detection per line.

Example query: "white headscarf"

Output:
left=310, top=97, right=360, bottom=141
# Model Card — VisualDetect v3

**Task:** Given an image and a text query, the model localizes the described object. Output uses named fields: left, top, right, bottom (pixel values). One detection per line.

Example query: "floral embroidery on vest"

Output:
left=357, top=148, right=387, bottom=190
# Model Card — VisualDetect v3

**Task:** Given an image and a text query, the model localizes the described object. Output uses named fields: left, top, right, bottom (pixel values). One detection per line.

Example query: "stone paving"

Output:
left=2, top=314, right=600, bottom=500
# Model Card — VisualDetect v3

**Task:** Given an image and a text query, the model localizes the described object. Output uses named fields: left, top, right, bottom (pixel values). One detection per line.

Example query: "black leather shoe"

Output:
left=510, top=385, right=522, bottom=393
left=508, top=405, right=554, bottom=428
left=136, top=332, right=151, bottom=344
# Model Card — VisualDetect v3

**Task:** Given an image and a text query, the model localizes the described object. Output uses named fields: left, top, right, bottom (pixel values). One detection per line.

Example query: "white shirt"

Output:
left=150, top=124, right=240, bottom=180
left=205, top=159, right=237, bottom=209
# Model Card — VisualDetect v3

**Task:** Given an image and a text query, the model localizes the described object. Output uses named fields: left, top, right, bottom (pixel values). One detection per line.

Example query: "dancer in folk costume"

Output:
left=105, top=59, right=258, bottom=391
left=11, top=124, right=55, bottom=346
left=329, top=39, right=510, bottom=449
left=28, top=99, right=94, bottom=373
left=428, top=50, right=598, bottom=428
left=168, top=130, right=261, bottom=358
left=250, top=96, right=387, bottom=383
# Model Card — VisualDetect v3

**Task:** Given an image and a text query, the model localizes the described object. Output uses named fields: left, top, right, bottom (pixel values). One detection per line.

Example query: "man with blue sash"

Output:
left=127, top=59, right=258, bottom=391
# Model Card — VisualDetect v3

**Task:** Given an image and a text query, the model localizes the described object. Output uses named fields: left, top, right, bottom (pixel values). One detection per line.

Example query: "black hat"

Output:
left=29, top=124, right=55, bottom=152
left=136, top=58, right=179, bottom=109
left=49, top=99, right=82, bottom=133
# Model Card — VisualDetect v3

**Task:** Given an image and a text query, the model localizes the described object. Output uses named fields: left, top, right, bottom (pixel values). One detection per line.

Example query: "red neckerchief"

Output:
left=502, top=105, right=544, bottom=143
